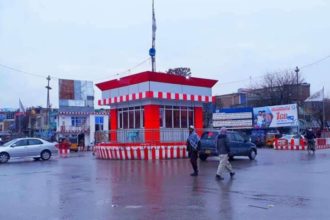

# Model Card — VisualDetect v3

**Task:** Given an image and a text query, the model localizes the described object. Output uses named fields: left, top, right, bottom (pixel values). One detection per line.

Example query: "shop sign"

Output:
left=253, top=104, right=298, bottom=128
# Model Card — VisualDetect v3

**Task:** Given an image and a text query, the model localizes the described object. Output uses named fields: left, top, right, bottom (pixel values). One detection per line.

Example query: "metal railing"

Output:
left=94, top=128, right=202, bottom=144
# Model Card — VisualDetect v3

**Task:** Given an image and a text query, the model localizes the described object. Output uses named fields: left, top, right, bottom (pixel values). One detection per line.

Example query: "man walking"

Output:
left=187, top=125, right=200, bottom=176
left=216, top=127, right=235, bottom=180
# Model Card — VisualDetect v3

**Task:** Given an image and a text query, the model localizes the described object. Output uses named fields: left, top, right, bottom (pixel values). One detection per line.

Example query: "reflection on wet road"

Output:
left=0, top=149, right=330, bottom=220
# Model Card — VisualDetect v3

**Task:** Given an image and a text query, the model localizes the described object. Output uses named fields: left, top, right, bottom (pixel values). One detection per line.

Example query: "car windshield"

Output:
left=201, top=131, right=219, bottom=140
left=2, top=139, right=19, bottom=147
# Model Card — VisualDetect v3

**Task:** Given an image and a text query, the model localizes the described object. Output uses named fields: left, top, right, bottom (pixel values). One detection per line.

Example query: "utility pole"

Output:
left=149, top=0, right=157, bottom=72
left=295, top=66, right=300, bottom=133
left=295, top=66, right=300, bottom=104
left=45, top=76, right=52, bottom=129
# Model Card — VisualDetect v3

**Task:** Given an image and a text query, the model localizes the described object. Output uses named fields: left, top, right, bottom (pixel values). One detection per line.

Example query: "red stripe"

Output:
left=159, top=147, right=163, bottom=160
left=130, top=148, right=134, bottom=159
left=158, top=92, right=163, bottom=99
left=175, top=93, right=179, bottom=100
left=103, top=99, right=107, bottom=105
left=139, top=92, right=143, bottom=99
left=167, top=92, right=171, bottom=100
left=183, top=94, right=187, bottom=101
left=170, top=147, right=174, bottom=159
left=205, top=96, right=209, bottom=102
left=137, top=148, right=141, bottom=160
left=191, top=95, right=195, bottom=101
left=119, top=148, right=123, bottom=160
left=144, top=147, right=149, bottom=160
left=98, top=100, right=101, bottom=106
left=183, top=148, right=186, bottom=158
left=132, top=93, right=136, bottom=100
left=126, top=94, right=129, bottom=101
left=176, top=147, right=180, bottom=158
left=152, top=147, right=156, bottom=160
left=120, top=96, right=123, bottom=102
left=146, top=91, right=153, bottom=98
left=108, top=98, right=111, bottom=104
left=198, top=95, right=202, bottom=102
left=212, top=96, right=216, bottom=103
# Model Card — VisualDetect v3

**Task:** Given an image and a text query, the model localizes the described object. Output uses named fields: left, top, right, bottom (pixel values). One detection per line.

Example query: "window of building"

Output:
left=95, top=116, right=104, bottom=131
left=117, top=106, right=144, bottom=129
left=160, top=106, right=194, bottom=128
left=71, top=116, right=86, bottom=127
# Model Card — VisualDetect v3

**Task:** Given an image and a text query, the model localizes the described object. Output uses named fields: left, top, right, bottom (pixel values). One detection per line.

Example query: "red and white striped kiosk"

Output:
left=94, top=71, right=217, bottom=160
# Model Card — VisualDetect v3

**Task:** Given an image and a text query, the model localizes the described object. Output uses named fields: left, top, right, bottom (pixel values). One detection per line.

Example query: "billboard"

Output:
left=253, top=104, right=298, bottom=128
left=213, top=108, right=253, bottom=129
left=59, top=79, right=94, bottom=108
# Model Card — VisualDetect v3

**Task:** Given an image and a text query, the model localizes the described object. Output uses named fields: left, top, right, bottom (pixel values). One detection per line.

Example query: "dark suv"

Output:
left=199, top=130, right=257, bottom=161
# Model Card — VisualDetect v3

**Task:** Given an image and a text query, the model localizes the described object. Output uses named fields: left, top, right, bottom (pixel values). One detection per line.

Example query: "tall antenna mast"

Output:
left=149, top=0, right=157, bottom=72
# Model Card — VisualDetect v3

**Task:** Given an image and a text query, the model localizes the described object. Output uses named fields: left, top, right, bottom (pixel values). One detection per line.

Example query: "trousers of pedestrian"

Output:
left=190, top=150, right=198, bottom=174
left=217, top=154, right=234, bottom=176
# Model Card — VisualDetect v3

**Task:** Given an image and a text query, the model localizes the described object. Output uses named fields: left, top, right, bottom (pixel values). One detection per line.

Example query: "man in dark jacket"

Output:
left=216, top=127, right=235, bottom=180
left=187, top=125, right=200, bottom=176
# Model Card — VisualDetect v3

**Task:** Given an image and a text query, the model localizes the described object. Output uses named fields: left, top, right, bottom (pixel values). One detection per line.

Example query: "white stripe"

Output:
left=153, top=91, right=158, bottom=98
left=123, top=96, right=126, bottom=102
left=171, top=93, right=175, bottom=99
left=179, top=93, right=183, bottom=100
left=194, top=95, right=198, bottom=100
left=187, top=95, right=191, bottom=101
left=209, top=96, right=212, bottom=102
left=133, top=147, right=138, bottom=159
left=142, top=92, right=146, bottom=99
left=148, top=147, right=152, bottom=160
left=163, top=92, right=166, bottom=98
left=202, top=96, right=205, bottom=102
left=129, top=94, right=132, bottom=101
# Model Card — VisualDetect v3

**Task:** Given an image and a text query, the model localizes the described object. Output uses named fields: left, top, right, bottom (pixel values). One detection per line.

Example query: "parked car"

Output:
left=199, top=130, right=257, bottom=161
left=0, top=138, right=58, bottom=163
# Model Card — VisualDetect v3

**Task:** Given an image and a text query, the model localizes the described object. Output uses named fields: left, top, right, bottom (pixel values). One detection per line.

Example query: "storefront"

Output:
left=94, top=71, right=217, bottom=160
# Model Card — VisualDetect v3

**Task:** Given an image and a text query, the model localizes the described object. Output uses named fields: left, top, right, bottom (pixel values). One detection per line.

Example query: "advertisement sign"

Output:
left=213, top=108, right=253, bottom=129
left=253, top=104, right=298, bottom=128
left=59, top=79, right=94, bottom=108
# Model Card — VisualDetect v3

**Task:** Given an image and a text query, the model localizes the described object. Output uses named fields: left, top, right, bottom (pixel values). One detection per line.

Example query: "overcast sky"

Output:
left=1, top=0, right=330, bottom=109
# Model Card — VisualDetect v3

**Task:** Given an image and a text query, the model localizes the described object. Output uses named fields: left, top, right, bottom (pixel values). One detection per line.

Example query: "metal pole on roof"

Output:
left=149, top=0, right=157, bottom=72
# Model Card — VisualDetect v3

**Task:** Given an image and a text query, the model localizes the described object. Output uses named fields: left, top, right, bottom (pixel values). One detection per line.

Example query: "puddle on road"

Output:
left=230, top=191, right=310, bottom=208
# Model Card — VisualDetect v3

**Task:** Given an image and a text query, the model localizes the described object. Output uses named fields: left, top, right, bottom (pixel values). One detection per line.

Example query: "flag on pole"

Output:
left=19, top=99, right=25, bottom=113
left=305, top=88, right=324, bottom=102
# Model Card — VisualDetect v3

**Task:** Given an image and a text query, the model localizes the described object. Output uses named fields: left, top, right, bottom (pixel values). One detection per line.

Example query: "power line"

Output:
left=300, top=54, right=330, bottom=69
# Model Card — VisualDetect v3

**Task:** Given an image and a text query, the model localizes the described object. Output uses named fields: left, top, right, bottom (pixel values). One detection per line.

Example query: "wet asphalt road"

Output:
left=0, top=149, right=330, bottom=220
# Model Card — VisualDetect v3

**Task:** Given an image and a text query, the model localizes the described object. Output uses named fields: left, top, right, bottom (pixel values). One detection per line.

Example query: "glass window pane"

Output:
left=188, top=110, right=194, bottom=127
left=173, top=109, right=180, bottom=128
left=135, top=109, right=141, bottom=128
left=165, top=109, right=172, bottom=128
left=129, top=110, right=134, bottom=129
left=123, top=111, right=128, bottom=129
left=159, top=108, right=164, bottom=127
left=181, top=108, right=188, bottom=128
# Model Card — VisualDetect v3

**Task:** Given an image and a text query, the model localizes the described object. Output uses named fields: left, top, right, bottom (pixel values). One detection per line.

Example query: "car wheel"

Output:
left=199, top=154, right=208, bottom=161
left=249, top=149, right=257, bottom=160
left=0, top=152, right=10, bottom=163
left=41, top=150, right=51, bottom=161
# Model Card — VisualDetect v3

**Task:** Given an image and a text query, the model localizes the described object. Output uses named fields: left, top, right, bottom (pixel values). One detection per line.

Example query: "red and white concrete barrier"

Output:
left=59, top=149, right=70, bottom=157
left=274, top=138, right=330, bottom=150
left=94, top=145, right=188, bottom=160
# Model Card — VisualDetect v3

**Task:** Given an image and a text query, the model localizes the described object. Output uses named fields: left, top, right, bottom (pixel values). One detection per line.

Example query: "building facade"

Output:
left=95, top=71, right=217, bottom=160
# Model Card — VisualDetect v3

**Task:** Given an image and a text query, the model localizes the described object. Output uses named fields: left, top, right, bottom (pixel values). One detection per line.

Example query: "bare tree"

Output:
left=248, top=70, right=306, bottom=107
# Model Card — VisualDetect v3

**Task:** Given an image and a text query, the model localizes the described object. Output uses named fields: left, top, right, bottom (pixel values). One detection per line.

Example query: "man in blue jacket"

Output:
left=187, top=125, right=200, bottom=176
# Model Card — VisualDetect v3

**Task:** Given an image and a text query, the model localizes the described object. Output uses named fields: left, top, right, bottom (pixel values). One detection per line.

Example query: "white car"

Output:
left=0, top=138, right=58, bottom=163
